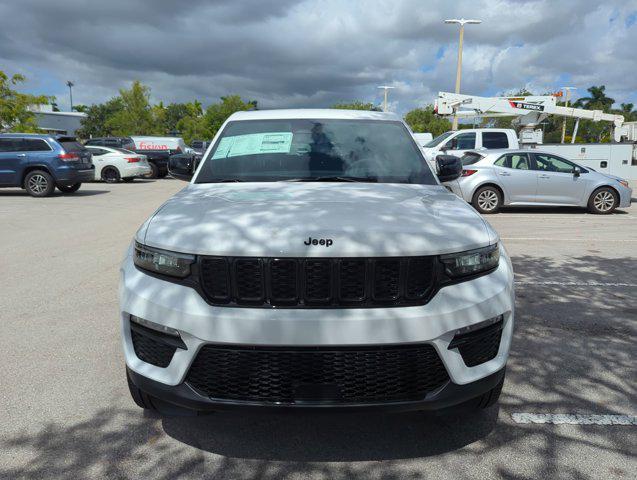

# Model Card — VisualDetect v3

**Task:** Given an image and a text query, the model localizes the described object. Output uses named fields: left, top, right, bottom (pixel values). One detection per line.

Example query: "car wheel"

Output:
left=24, top=170, right=55, bottom=197
left=57, top=182, right=81, bottom=193
left=588, top=187, right=618, bottom=214
left=122, top=177, right=135, bottom=183
left=144, top=163, right=159, bottom=179
left=126, top=368, right=157, bottom=411
left=472, top=186, right=502, bottom=214
left=157, top=171, right=168, bottom=179
left=469, top=374, right=504, bottom=410
left=102, top=167, right=121, bottom=183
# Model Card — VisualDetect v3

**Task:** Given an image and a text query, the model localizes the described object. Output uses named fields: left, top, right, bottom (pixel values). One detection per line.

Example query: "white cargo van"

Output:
left=131, top=136, right=190, bottom=154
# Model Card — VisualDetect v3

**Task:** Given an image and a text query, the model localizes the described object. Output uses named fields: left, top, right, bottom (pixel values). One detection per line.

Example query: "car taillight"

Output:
left=462, top=169, right=478, bottom=177
left=58, top=153, right=80, bottom=161
left=126, top=157, right=140, bottom=163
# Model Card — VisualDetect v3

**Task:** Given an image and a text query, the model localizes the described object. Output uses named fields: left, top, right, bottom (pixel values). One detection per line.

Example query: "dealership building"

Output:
left=30, top=104, right=86, bottom=136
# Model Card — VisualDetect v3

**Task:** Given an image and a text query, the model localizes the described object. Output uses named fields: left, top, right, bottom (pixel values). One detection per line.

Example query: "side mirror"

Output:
left=168, top=154, right=194, bottom=181
left=573, top=166, right=581, bottom=177
left=436, top=154, right=463, bottom=182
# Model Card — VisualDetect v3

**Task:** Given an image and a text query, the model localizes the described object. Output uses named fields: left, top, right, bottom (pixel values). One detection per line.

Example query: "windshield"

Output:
left=424, top=131, right=454, bottom=148
left=195, top=119, right=437, bottom=184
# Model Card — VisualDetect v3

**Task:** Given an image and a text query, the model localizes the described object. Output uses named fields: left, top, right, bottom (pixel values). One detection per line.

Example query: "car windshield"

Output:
left=424, top=131, right=454, bottom=148
left=195, top=119, right=436, bottom=184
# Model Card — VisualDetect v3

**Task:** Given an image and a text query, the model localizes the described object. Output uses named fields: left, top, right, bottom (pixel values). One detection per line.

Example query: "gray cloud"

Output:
left=1, top=0, right=636, bottom=113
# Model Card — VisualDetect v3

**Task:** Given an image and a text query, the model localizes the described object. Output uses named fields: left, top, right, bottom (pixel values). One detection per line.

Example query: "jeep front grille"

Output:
left=199, top=256, right=436, bottom=307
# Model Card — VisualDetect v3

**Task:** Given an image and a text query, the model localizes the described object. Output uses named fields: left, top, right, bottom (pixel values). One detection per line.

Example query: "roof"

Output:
left=0, top=133, right=56, bottom=139
left=227, top=109, right=400, bottom=121
left=33, top=111, right=86, bottom=118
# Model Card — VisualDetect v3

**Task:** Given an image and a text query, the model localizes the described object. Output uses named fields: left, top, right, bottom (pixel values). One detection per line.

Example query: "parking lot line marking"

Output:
left=516, top=280, right=637, bottom=287
left=511, top=413, right=637, bottom=425
left=502, top=237, right=637, bottom=242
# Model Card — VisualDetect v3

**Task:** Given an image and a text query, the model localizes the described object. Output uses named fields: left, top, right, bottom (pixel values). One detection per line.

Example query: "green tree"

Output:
left=76, top=97, right=124, bottom=138
left=404, top=105, right=451, bottom=137
left=0, top=71, right=50, bottom=132
left=331, top=101, right=381, bottom=111
left=203, top=95, right=257, bottom=137
left=105, top=81, right=156, bottom=136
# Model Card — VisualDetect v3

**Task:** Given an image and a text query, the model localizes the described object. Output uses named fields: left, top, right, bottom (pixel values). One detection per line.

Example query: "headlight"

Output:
left=440, top=244, right=499, bottom=278
left=133, top=241, right=195, bottom=278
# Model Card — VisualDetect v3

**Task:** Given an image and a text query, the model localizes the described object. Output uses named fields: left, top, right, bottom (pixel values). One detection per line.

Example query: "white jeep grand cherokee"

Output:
left=120, top=109, right=514, bottom=414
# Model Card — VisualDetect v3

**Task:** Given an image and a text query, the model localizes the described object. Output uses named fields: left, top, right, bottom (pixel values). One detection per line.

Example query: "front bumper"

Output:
left=120, top=244, right=515, bottom=410
left=618, top=185, right=633, bottom=208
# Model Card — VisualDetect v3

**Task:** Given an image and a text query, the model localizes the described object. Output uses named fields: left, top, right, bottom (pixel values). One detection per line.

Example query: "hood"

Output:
left=140, top=183, right=495, bottom=257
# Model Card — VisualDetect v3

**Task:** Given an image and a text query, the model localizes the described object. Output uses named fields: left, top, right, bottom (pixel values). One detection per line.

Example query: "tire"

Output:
left=157, top=171, right=168, bottom=179
left=588, top=187, right=618, bottom=214
left=57, top=182, right=81, bottom=193
left=469, top=374, right=505, bottom=410
left=24, top=170, right=55, bottom=197
left=472, top=186, right=502, bottom=214
left=101, top=167, right=121, bottom=183
left=144, top=163, right=159, bottom=179
left=126, top=368, right=157, bottom=411
left=122, top=177, right=135, bottom=183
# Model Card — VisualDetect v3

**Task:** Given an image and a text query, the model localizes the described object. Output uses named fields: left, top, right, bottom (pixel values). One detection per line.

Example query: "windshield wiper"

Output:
left=281, top=176, right=377, bottom=183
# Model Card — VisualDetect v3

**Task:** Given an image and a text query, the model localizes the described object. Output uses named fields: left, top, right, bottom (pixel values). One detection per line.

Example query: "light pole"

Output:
left=66, top=81, right=74, bottom=111
left=377, top=85, right=395, bottom=112
left=444, top=18, right=481, bottom=130
left=560, top=86, right=576, bottom=143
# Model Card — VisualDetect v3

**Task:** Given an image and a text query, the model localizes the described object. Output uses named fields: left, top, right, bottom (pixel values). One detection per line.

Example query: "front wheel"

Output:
left=472, top=186, right=502, bottom=214
left=144, top=163, right=159, bottom=179
left=588, top=187, right=618, bottom=214
left=57, top=182, right=81, bottom=193
left=126, top=368, right=157, bottom=411
left=24, top=170, right=55, bottom=197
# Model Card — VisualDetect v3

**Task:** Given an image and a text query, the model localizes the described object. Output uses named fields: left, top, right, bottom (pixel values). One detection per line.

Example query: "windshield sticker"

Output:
left=211, top=132, right=293, bottom=159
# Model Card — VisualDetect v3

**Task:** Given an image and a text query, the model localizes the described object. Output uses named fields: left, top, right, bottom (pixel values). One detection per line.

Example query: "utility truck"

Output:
left=429, top=92, right=637, bottom=183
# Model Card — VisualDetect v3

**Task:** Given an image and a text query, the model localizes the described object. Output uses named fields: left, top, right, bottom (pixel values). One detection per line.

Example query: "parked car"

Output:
left=121, top=109, right=514, bottom=416
left=444, top=149, right=633, bottom=214
left=0, top=133, right=94, bottom=197
left=85, top=146, right=151, bottom=182
left=130, top=136, right=193, bottom=179
left=190, top=140, right=210, bottom=155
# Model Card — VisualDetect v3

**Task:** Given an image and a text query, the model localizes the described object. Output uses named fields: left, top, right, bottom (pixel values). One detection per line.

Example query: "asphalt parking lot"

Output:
left=1, top=180, right=635, bottom=480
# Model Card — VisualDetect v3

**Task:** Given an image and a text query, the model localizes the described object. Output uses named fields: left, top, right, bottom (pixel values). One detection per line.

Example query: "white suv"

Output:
left=120, top=109, right=514, bottom=414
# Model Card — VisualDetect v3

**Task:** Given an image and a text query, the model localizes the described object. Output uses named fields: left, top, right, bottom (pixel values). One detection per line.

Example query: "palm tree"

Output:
left=616, top=103, right=637, bottom=122
left=574, top=85, right=615, bottom=110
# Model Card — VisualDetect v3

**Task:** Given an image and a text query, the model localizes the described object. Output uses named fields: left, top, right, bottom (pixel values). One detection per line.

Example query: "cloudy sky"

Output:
left=1, top=0, right=636, bottom=113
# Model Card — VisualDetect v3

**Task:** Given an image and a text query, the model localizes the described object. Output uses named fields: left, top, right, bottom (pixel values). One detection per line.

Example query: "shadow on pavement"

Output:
left=1, top=255, right=635, bottom=479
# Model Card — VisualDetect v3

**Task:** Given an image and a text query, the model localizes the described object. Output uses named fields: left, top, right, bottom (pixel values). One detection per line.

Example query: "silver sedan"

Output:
left=443, top=149, right=633, bottom=214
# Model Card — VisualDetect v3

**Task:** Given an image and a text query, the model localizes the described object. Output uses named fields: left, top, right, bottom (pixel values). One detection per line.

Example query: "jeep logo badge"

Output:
left=304, top=236, right=333, bottom=247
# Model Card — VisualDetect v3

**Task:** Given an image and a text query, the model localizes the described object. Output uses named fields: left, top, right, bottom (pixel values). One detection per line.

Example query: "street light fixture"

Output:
left=66, top=81, right=75, bottom=111
left=444, top=18, right=482, bottom=130
left=560, top=86, right=577, bottom=143
left=377, top=85, right=395, bottom=112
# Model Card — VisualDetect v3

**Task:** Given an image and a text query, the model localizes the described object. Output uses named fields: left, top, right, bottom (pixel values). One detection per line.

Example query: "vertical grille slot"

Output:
left=339, top=259, right=367, bottom=302
left=200, top=258, right=231, bottom=303
left=234, top=259, right=264, bottom=303
left=269, top=259, right=298, bottom=305
left=406, top=257, right=435, bottom=299
left=373, top=259, right=401, bottom=301
left=304, top=259, right=332, bottom=303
